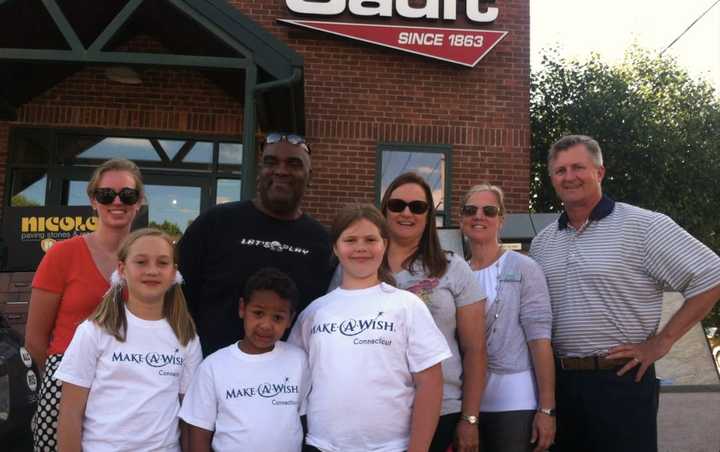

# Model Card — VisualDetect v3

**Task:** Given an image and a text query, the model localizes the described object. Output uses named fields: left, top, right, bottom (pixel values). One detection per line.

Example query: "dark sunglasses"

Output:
left=387, top=199, right=430, bottom=215
left=461, top=204, right=500, bottom=218
left=264, top=132, right=311, bottom=154
left=93, top=187, right=141, bottom=205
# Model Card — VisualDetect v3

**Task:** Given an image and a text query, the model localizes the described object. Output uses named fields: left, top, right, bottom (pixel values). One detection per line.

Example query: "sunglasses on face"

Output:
left=264, top=132, right=311, bottom=154
left=93, top=187, right=140, bottom=205
left=387, top=199, right=430, bottom=215
left=461, top=204, right=500, bottom=218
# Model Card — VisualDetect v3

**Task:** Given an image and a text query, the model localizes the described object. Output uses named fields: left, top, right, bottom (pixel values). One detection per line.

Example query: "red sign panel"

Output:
left=279, top=19, right=508, bottom=68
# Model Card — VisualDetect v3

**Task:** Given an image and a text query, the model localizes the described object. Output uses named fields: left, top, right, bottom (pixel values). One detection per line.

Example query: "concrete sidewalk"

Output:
left=659, top=390, right=720, bottom=452
left=656, top=293, right=720, bottom=452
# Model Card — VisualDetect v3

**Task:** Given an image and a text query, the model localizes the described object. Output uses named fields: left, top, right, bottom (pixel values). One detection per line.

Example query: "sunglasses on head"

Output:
left=93, top=187, right=140, bottom=205
left=387, top=199, right=430, bottom=215
left=461, top=204, right=500, bottom=218
left=264, top=132, right=311, bottom=154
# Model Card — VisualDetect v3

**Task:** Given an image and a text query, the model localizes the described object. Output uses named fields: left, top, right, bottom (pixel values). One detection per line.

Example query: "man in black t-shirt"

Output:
left=178, top=134, right=332, bottom=356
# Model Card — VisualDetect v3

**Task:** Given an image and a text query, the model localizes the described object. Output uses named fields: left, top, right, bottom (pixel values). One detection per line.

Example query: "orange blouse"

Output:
left=32, top=235, right=109, bottom=355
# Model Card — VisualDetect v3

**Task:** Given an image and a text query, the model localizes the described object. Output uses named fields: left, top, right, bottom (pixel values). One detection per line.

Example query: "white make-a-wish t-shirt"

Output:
left=179, top=341, right=310, bottom=452
left=54, top=308, right=202, bottom=452
left=289, top=283, right=452, bottom=452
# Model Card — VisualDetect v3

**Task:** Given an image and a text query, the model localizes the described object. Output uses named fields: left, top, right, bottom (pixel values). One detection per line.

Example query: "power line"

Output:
left=660, top=0, right=720, bottom=55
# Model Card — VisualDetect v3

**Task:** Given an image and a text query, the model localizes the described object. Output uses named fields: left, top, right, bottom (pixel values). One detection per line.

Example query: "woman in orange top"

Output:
left=25, top=158, right=144, bottom=451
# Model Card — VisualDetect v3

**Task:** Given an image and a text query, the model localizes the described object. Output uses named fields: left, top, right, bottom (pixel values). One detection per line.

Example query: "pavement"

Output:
left=656, top=293, right=720, bottom=452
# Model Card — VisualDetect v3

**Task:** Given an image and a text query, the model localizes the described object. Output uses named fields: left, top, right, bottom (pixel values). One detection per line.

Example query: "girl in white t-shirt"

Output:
left=55, top=228, right=202, bottom=452
left=290, top=204, right=452, bottom=452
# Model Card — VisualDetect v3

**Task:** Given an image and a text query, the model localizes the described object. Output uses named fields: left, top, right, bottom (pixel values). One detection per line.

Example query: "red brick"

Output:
left=1, top=0, right=530, bottom=227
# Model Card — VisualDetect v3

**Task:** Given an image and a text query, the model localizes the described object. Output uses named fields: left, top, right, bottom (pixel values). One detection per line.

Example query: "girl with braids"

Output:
left=290, top=204, right=451, bottom=452
left=55, top=228, right=202, bottom=452
left=26, top=158, right=144, bottom=451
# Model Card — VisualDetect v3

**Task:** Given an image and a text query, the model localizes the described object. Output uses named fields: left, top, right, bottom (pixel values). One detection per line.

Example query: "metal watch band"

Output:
left=461, top=414, right=479, bottom=424
left=537, top=407, right=556, bottom=417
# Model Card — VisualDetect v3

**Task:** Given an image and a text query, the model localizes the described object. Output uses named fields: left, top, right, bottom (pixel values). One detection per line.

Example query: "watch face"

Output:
left=463, top=415, right=479, bottom=424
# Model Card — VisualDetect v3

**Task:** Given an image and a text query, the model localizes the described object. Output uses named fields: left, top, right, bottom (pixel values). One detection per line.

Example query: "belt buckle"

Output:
left=559, top=358, right=568, bottom=370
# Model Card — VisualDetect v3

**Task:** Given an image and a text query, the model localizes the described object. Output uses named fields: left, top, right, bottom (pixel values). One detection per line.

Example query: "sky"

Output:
left=530, top=0, right=720, bottom=91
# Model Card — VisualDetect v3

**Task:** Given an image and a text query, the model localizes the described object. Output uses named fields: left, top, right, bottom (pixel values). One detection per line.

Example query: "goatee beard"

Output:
left=258, top=190, right=302, bottom=216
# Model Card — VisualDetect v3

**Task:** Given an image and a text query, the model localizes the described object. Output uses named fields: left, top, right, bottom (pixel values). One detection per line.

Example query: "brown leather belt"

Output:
left=557, top=356, right=630, bottom=371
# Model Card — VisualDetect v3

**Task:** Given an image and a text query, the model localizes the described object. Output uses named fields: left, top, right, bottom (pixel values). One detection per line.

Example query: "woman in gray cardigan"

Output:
left=461, top=183, right=556, bottom=452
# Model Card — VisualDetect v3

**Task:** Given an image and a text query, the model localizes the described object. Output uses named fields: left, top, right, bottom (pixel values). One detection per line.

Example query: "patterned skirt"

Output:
left=31, top=354, right=63, bottom=452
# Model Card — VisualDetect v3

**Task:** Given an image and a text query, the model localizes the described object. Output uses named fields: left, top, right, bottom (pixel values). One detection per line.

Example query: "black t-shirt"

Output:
left=178, top=200, right=332, bottom=356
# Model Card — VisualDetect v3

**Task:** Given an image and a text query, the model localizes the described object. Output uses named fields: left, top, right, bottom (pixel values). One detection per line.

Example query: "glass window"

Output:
left=183, top=142, right=213, bottom=164
left=10, top=171, right=47, bottom=206
left=145, top=185, right=201, bottom=234
left=216, top=179, right=241, bottom=204
left=379, top=145, right=450, bottom=224
left=10, top=134, right=50, bottom=165
left=59, top=136, right=161, bottom=162
left=8, top=130, right=244, bottom=223
left=219, top=143, right=243, bottom=165
left=157, top=139, right=185, bottom=160
left=64, top=180, right=202, bottom=234
left=66, top=180, right=90, bottom=206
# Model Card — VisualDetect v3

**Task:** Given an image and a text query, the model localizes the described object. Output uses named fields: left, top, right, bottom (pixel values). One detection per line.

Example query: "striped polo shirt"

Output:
left=530, top=195, right=720, bottom=357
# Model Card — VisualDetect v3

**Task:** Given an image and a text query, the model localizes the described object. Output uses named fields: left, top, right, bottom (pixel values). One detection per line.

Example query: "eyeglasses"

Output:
left=461, top=204, right=500, bottom=218
left=387, top=199, right=430, bottom=215
left=93, top=187, right=141, bottom=205
left=264, top=132, right=311, bottom=154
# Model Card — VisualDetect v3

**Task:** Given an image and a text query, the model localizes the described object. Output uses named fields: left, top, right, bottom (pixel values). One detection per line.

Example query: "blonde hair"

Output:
left=86, top=158, right=144, bottom=199
left=462, top=182, right=507, bottom=217
left=90, top=228, right=196, bottom=346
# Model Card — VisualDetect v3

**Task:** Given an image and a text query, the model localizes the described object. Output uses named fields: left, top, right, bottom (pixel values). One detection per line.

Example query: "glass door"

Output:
left=63, top=174, right=209, bottom=238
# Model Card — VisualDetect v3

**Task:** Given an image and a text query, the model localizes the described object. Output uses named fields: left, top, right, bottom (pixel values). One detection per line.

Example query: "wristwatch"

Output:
left=461, top=414, right=479, bottom=425
left=537, top=407, right=556, bottom=417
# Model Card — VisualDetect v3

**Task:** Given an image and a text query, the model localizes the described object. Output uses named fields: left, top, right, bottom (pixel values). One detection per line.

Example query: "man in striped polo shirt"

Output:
left=530, top=134, right=720, bottom=452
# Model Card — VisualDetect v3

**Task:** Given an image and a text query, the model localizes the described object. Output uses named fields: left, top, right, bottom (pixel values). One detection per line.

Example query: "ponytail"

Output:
left=89, top=227, right=196, bottom=345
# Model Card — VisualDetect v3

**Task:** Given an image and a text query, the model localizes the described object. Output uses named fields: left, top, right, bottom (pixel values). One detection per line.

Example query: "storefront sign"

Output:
left=282, top=1, right=507, bottom=67
left=279, top=20, right=506, bottom=67
left=286, top=0, right=499, bottom=23
left=1, top=206, right=147, bottom=272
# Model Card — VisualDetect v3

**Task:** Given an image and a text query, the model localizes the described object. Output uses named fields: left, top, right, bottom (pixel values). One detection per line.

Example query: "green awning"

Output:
left=0, top=0, right=306, bottom=197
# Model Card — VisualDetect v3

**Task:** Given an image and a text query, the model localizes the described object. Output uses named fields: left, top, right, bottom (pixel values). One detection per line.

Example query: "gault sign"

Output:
left=282, top=0, right=508, bottom=67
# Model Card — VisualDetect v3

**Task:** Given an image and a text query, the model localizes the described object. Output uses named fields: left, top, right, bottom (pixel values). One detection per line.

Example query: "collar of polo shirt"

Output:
left=558, top=194, right=616, bottom=230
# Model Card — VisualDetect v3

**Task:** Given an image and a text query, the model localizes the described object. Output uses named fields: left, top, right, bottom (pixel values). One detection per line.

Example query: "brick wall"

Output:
left=230, top=0, right=531, bottom=224
left=0, top=0, right=530, bottom=226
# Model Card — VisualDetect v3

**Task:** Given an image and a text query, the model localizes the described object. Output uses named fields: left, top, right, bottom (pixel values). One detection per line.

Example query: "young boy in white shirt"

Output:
left=179, top=268, right=310, bottom=452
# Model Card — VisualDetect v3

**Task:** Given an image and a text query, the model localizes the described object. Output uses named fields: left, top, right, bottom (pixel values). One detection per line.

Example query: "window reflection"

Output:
left=219, top=143, right=243, bottom=165
left=73, top=137, right=162, bottom=161
left=158, top=140, right=186, bottom=160
left=10, top=171, right=47, bottom=206
left=380, top=150, right=446, bottom=211
left=183, top=142, right=213, bottom=163
left=216, top=179, right=241, bottom=204
left=66, top=181, right=200, bottom=234
left=67, top=181, right=90, bottom=206
left=10, top=130, right=244, bottom=226
left=145, top=185, right=201, bottom=233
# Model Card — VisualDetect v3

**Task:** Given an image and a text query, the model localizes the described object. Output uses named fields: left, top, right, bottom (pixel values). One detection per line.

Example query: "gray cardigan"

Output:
left=484, top=250, right=553, bottom=374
